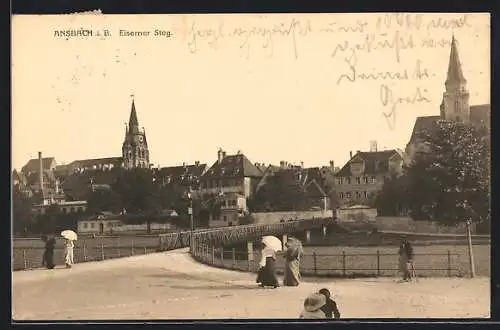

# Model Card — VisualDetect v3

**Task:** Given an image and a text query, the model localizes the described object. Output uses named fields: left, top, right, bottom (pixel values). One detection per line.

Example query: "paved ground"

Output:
left=12, top=248, right=490, bottom=320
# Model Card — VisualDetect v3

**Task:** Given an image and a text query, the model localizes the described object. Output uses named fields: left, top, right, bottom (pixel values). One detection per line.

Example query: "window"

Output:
left=337, top=178, right=343, bottom=185
left=223, top=216, right=227, bottom=222
left=364, top=177, right=369, bottom=184
left=339, top=192, right=344, bottom=199
left=356, top=191, right=361, bottom=198
left=91, top=222, right=95, bottom=228
left=78, top=207, right=83, bottom=212
left=346, top=177, right=351, bottom=184
left=364, top=191, right=368, bottom=198
left=71, top=207, right=75, bottom=213
left=371, top=176, right=376, bottom=183
left=62, top=208, right=67, bottom=214
left=346, top=192, right=351, bottom=199
left=83, top=223, right=88, bottom=228
left=356, top=177, right=361, bottom=184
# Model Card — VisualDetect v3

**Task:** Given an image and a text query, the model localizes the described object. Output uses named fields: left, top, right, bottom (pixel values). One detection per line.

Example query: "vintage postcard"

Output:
left=12, top=13, right=490, bottom=321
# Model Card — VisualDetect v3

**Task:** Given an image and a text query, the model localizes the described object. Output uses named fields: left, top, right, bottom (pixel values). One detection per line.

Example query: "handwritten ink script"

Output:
left=182, top=13, right=473, bottom=129
left=380, top=84, right=431, bottom=130
left=183, top=14, right=470, bottom=59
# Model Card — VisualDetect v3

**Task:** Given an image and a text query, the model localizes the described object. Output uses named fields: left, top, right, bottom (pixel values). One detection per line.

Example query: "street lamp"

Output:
left=187, top=189, right=194, bottom=253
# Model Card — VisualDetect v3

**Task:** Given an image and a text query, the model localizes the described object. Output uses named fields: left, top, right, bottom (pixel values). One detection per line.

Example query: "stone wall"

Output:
left=251, top=210, right=333, bottom=225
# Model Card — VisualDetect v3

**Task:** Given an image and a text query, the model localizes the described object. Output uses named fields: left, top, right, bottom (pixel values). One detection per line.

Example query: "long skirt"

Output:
left=43, top=249, right=55, bottom=269
left=283, top=258, right=300, bottom=286
left=399, top=255, right=410, bottom=279
left=256, top=257, right=279, bottom=287
left=65, top=247, right=74, bottom=265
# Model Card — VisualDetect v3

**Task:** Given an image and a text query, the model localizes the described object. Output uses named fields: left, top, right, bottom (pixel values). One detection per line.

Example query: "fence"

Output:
left=191, top=245, right=465, bottom=278
left=13, top=236, right=162, bottom=271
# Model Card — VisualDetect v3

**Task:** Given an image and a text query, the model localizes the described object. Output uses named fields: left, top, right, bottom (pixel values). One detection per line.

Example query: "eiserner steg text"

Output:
left=119, top=30, right=151, bottom=37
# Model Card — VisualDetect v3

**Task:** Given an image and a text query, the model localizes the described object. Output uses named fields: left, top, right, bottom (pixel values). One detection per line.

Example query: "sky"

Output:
left=12, top=13, right=490, bottom=171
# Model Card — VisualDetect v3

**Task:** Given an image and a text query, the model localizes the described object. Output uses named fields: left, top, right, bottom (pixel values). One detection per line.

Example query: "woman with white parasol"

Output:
left=61, top=230, right=77, bottom=268
left=256, top=236, right=281, bottom=288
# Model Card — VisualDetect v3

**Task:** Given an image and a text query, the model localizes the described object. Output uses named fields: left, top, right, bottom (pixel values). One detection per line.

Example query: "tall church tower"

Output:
left=122, top=97, right=150, bottom=169
left=440, top=35, right=470, bottom=123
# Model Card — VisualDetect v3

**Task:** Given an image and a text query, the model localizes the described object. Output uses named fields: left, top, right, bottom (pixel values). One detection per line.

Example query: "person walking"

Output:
left=398, top=238, right=414, bottom=281
left=283, top=237, right=303, bottom=286
left=256, top=244, right=279, bottom=288
left=64, top=238, right=74, bottom=268
left=41, top=235, right=56, bottom=269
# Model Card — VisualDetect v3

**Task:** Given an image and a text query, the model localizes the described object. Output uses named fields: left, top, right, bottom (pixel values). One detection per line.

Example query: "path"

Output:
left=12, top=249, right=490, bottom=320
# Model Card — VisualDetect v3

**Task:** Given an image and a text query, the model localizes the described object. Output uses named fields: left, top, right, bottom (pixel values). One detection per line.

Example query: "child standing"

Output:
left=318, top=288, right=341, bottom=319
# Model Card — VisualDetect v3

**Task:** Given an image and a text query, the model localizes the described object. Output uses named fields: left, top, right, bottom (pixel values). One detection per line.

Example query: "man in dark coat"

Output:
left=398, top=239, right=414, bottom=281
left=41, top=235, right=56, bottom=269
left=318, top=288, right=341, bottom=319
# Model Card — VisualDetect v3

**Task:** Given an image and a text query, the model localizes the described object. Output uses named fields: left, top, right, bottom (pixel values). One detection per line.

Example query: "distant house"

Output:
left=32, top=200, right=88, bottom=215
left=254, top=160, right=331, bottom=212
left=200, top=149, right=263, bottom=227
left=154, top=161, right=208, bottom=192
left=334, top=149, right=404, bottom=207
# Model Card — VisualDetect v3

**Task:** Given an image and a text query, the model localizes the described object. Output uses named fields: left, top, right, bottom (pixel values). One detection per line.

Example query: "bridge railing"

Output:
left=158, top=217, right=332, bottom=252
left=191, top=244, right=466, bottom=278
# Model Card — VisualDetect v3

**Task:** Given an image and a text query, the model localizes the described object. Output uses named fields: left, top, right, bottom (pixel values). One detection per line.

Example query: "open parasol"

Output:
left=61, top=230, right=78, bottom=241
left=261, top=235, right=282, bottom=252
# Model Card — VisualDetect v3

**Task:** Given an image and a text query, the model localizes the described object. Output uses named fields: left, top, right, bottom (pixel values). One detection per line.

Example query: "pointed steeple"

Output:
left=128, top=97, right=139, bottom=134
left=445, top=34, right=467, bottom=88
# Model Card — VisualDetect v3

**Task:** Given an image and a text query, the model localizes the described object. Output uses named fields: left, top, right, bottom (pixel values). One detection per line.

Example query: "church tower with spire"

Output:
left=440, top=34, right=470, bottom=123
left=122, top=97, right=150, bottom=169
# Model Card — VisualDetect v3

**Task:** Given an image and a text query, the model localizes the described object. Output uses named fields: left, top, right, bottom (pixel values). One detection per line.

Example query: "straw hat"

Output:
left=303, top=293, right=326, bottom=312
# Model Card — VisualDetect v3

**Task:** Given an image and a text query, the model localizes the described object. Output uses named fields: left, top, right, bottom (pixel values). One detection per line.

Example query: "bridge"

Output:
left=158, top=217, right=332, bottom=253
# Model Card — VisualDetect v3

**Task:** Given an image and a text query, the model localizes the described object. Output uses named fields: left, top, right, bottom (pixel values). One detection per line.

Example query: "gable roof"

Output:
left=67, top=157, right=123, bottom=170
left=202, top=154, right=263, bottom=179
left=408, top=115, right=441, bottom=144
left=335, top=150, right=401, bottom=177
left=305, top=179, right=327, bottom=198
left=156, top=163, right=207, bottom=186
left=22, top=157, right=56, bottom=173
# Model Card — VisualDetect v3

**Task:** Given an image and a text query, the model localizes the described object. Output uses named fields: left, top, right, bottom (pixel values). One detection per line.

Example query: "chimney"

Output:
left=349, top=151, right=353, bottom=159
left=329, top=160, right=334, bottom=168
left=222, top=151, right=226, bottom=158
left=280, top=161, right=285, bottom=169
left=370, top=140, right=378, bottom=152
left=217, top=148, right=224, bottom=164
left=357, top=150, right=360, bottom=154
left=195, top=161, right=200, bottom=166
left=300, top=161, right=304, bottom=168
left=38, top=151, right=44, bottom=200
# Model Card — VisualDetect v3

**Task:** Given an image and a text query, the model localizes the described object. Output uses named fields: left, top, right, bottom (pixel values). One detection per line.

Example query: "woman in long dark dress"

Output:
left=256, top=245, right=279, bottom=288
left=41, top=235, right=56, bottom=269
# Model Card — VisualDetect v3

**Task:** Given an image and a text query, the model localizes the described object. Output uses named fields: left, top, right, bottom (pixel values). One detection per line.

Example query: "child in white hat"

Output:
left=299, top=293, right=327, bottom=319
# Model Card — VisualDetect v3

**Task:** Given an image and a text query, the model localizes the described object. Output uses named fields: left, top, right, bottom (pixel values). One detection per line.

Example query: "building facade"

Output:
left=200, top=149, right=264, bottom=226
left=334, top=149, right=404, bottom=207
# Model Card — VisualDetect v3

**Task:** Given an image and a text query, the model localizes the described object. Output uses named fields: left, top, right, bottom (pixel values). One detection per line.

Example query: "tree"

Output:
left=374, top=174, right=408, bottom=216
left=86, top=188, right=121, bottom=214
left=250, top=172, right=309, bottom=212
left=404, top=120, right=490, bottom=226
left=112, top=168, right=161, bottom=215
left=12, top=185, right=35, bottom=235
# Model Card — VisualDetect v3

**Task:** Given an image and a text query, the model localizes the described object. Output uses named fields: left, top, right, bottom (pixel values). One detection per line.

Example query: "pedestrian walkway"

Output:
left=12, top=248, right=490, bottom=320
